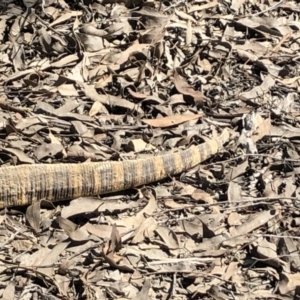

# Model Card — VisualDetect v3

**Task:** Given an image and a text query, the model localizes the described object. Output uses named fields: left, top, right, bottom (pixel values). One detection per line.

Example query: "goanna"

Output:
left=0, top=129, right=231, bottom=208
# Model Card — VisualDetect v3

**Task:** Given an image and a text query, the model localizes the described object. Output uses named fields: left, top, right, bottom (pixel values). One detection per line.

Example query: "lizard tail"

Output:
left=0, top=129, right=230, bottom=208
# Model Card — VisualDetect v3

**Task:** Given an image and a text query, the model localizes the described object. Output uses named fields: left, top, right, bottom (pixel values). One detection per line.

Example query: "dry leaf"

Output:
left=142, top=113, right=203, bottom=128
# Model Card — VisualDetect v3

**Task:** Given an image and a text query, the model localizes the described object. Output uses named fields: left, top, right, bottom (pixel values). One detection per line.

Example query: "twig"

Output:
left=244, top=0, right=285, bottom=18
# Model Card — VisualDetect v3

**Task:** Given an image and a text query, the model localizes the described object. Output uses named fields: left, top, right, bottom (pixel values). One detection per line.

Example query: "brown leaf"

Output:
left=84, top=223, right=128, bottom=239
left=38, top=242, right=70, bottom=277
left=252, top=115, right=271, bottom=142
left=131, top=217, right=157, bottom=244
left=68, top=227, right=90, bottom=242
left=191, top=189, right=214, bottom=204
left=154, top=225, right=180, bottom=250
left=107, top=224, right=122, bottom=254
left=116, top=43, right=150, bottom=65
left=56, top=216, right=77, bottom=233
left=279, top=272, right=300, bottom=297
left=35, top=142, right=64, bottom=160
left=132, top=279, right=151, bottom=300
left=57, top=84, right=78, bottom=96
left=174, top=70, right=205, bottom=103
left=26, top=202, right=41, bottom=233
left=142, top=113, right=203, bottom=128
left=3, top=148, right=34, bottom=164
left=125, top=138, right=156, bottom=152
left=113, top=189, right=157, bottom=229
left=2, top=282, right=15, bottom=300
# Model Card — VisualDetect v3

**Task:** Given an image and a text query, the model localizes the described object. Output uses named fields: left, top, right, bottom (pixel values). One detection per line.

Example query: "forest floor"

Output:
left=0, top=0, right=300, bottom=299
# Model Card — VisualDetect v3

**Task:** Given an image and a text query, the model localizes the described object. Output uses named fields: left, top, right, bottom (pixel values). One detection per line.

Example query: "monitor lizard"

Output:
left=0, top=128, right=231, bottom=208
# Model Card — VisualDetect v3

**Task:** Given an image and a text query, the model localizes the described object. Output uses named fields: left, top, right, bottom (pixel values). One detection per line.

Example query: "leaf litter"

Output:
left=0, top=0, right=300, bottom=299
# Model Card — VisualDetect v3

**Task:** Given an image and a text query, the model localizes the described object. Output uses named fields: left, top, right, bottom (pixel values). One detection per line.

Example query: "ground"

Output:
left=0, top=0, right=299, bottom=299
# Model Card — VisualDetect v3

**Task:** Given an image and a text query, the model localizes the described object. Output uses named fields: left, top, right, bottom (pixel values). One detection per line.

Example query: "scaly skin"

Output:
left=0, top=129, right=230, bottom=208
